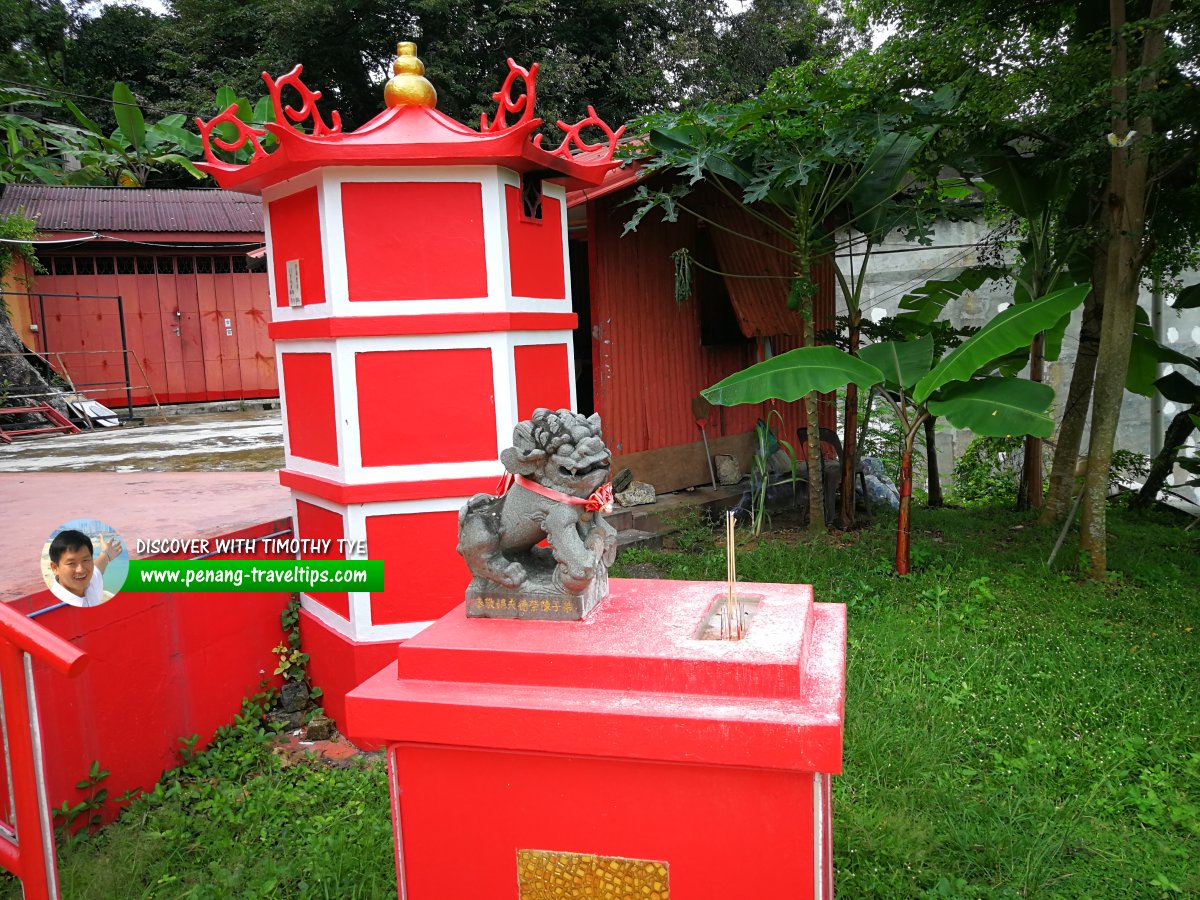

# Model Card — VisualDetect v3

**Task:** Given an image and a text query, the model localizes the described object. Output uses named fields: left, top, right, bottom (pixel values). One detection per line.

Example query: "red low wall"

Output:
left=5, top=519, right=293, bottom=830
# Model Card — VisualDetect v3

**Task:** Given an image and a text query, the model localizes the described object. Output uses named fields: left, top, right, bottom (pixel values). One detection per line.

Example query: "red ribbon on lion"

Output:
left=497, top=473, right=614, bottom=515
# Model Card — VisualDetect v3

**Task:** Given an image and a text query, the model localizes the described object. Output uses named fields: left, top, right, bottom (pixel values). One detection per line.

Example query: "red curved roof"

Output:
left=198, top=79, right=620, bottom=195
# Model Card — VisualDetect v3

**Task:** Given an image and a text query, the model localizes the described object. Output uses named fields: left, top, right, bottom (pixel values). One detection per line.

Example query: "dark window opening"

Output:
left=231, top=255, right=249, bottom=273
left=136, top=256, right=155, bottom=274
left=156, top=257, right=175, bottom=274
left=213, top=256, right=231, bottom=273
left=51, top=257, right=72, bottom=275
left=521, top=173, right=543, bottom=221
left=195, top=256, right=213, bottom=274
left=694, top=228, right=742, bottom=346
left=74, top=256, right=95, bottom=275
left=569, top=239, right=593, bottom=416
left=176, top=256, right=195, bottom=274
left=95, top=256, right=115, bottom=275
left=116, top=256, right=136, bottom=274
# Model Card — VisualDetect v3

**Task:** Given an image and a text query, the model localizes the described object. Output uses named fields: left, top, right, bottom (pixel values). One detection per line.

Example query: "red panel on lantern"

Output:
left=343, top=182, right=488, bottom=301
left=268, top=187, right=326, bottom=307
left=356, top=348, right=497, bottom=466
left=366, top=510, right=469, bottom=624
left=514, top=343, right=571, bottom=420
left=505, top=185, right=565, bottom=299
left=281, top=352, right=339, bottom=465
left=294, top=500, right=349, bottom=619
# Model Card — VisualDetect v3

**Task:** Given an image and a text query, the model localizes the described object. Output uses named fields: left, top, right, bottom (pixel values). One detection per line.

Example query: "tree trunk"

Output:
left=1018, top=331, right=1046, bottom=509
left=924, top=415, right=943, bottom=507
left=839, top=308, right=861, bottom=528
left=1079, top=0, right=1171, bottom=576
left=1132, top=404, right=1199, bottom=508
left=805, top=392, right=825, bottom=532
left=803, top=305, right=825, bottom=534
left=1040, top=273, right=1104, bottom=523
left=895, top=424, right=920, bottom=575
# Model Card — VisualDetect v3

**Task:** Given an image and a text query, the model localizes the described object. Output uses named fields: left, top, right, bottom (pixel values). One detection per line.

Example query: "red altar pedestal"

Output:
left=347, top=579, right=846, bottom=899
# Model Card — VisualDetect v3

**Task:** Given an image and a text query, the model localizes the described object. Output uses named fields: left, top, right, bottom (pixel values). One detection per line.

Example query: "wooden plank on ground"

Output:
left=613, top=431, right=755, bottom=494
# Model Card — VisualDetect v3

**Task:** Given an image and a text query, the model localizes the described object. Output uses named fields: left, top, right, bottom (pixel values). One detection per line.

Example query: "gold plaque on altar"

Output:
left=517, top=849, right=669, bottom=899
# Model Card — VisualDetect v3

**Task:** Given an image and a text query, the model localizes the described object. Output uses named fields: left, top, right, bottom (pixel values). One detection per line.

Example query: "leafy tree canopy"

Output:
left=3, top=1, right=860, bottom=146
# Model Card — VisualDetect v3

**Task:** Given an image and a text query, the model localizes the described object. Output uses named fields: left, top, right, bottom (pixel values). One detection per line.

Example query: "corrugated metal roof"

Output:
left=0, top=184, right=263, bottom=234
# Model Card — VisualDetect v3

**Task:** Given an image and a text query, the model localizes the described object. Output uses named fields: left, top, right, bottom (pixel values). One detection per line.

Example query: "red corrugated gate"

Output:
left=28, top=252, right=275, bottom=407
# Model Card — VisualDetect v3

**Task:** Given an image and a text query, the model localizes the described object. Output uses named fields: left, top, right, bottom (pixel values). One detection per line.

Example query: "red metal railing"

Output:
left=0, top=602, right=88, bottom=900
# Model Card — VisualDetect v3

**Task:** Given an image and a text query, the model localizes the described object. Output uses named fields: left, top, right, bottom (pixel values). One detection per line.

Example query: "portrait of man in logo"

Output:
left=41, top=519, right=128, bottom=608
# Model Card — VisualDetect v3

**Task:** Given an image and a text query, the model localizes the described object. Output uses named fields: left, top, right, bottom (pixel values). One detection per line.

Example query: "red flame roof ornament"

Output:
left=195, top=43, right=624, bottom=195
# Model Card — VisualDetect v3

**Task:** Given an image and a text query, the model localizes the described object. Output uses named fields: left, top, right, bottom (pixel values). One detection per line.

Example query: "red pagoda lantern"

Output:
left=196, top=44, right=624, bottom=723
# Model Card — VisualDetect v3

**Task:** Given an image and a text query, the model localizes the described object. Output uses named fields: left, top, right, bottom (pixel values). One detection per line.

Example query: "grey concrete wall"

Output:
left=837, top=219, right=1200, bottom=505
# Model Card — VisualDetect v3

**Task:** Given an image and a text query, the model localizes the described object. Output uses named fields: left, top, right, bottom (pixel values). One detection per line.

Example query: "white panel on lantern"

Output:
left=277, top=339, right=350, bottom=483
left=289, top=492, right=356, bottom=639
left=346, top=497, right=466, bottom=641
left=262, top=171, right=329, bottom=321
left=334, top=332, right=514, bottom=484
left=496, top=169, right=574, bottom=308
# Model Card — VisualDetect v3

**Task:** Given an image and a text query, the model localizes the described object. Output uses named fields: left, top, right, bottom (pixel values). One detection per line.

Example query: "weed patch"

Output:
left=615, top=504, right=1200, bottom=897
left=8, top=505, right=1195, bottom=898
left=5, top=693, right=394, bottom=899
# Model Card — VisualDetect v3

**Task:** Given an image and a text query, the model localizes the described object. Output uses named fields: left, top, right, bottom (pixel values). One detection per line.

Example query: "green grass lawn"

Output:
left=10, top=503, right=1198, bottom=898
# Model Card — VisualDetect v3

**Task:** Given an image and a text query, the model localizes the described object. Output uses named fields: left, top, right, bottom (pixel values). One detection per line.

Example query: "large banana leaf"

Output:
left=1127, top=332, right=1199, bottom=396
left=927, top=377, right=1056, bottom=438
left=847, top=128, right=935, bottom=239
left=913, top=282, right=1089, bottom=403
left=858, top=335, right=934, bottom=390
left=112, top=83, right=145, bottom=153
left=895, top=265, right=1003, bottom=324
left=977, top=148, right=1070, bottom=222
left=1171, top=283, right=1200, bottom=310
left=1154, top=371, right=1200, bottom=405
left=702, top=346, right=883, bottom=406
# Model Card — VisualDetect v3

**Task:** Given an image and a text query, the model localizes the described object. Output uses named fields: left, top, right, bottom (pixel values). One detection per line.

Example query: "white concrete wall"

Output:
left=837, top=218, right=1200, bottom=505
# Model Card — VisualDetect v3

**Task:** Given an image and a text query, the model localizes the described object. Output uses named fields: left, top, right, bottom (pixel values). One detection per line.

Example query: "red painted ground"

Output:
left=3, top=471, right=291, bottom=603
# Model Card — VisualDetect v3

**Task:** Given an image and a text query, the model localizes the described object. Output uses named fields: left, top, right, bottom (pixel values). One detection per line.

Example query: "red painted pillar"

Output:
left=196, top=46, right=622, bottom=723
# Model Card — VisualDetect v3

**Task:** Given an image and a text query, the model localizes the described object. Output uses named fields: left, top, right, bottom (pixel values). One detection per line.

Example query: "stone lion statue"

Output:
left=457, top=408, right=617, bottom=603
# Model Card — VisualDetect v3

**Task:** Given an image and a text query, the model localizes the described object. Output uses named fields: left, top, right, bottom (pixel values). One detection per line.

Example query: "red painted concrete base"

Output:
left=299, top=608, right=397, bottom=743
left=10, top=518, right=293, bottom=831
left=347, top=578, right=846, bottom=899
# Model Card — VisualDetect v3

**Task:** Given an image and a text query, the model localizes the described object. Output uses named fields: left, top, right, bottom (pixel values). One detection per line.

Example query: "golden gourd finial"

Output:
left=384, top=42, right=437, bottom=109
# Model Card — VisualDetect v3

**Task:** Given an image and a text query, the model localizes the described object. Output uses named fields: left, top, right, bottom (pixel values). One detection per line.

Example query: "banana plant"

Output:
left=0, top=87, right=94, bottom=184
left=703, top=282, right=1090, bottom=574
left=1126, top=321, right=1200, bottom=508
left=63, top=83, right=204, bottom=186
left=975, top=146, right=1094, bottom=509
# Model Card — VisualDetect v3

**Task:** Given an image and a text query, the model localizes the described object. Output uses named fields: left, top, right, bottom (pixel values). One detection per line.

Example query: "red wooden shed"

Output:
left=0, top=184, right=275, bottom=407
left=567, top=163, right=836, bottom=492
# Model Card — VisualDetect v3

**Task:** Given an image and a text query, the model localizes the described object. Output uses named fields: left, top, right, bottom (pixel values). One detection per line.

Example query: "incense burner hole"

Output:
left=694, top=595, right=761, bottom=641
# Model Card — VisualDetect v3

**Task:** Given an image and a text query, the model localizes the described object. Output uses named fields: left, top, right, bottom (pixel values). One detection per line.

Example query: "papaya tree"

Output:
left=702, top=282, right=1089, bottom=573
left=628, top=63, right=950, bottom=533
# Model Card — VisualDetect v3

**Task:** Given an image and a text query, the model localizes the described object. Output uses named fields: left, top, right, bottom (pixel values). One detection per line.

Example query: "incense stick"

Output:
left=724, top=510, right=744, bottom=640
